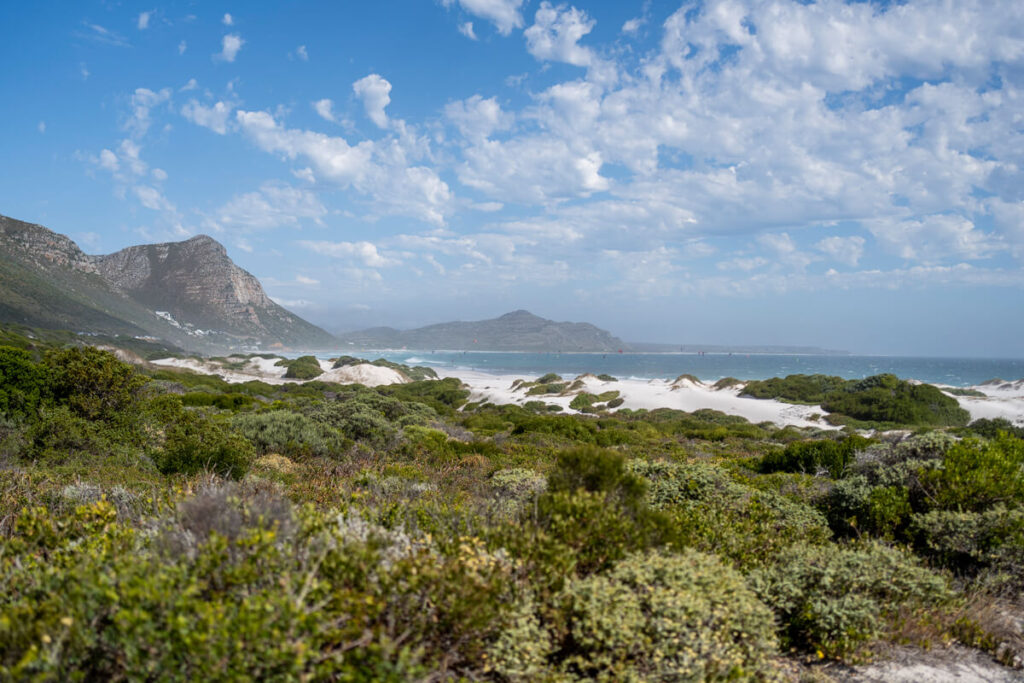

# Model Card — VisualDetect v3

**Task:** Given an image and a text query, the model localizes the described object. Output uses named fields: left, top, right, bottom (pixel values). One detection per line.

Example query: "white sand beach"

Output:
left=150, top=356, right=1024, bottom=428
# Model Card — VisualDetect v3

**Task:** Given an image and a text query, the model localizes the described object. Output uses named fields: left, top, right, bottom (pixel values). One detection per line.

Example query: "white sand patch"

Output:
left=151, top=356, right=408, bottom=387
left=318, top=364, right=408, bottom=387
left=318, top=358, right=334, bottom=372
left=436, top=369, right=829, bottom=428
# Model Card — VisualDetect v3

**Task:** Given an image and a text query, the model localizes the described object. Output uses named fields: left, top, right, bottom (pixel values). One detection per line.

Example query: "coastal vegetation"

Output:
left=1, top=330, right=1022, bottom=679
left=742, top=373, right=971, bottom=427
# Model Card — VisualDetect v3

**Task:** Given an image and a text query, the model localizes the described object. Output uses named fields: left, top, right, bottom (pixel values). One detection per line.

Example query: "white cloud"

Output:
left=525, top=2, right=596, bottom=67
left=271, top=297, right=315, bottom=309
left=236, top=109, right=452, bottom=226
left=37, top=121, right=45, bottom=134
left=442, top=0, right=524, bottom=36
left=180, top=78, right=198, bottom=92
left=209, top=182, right=327, bottom=232
left=98, top=148, right=119, bottom=171
left=312, top=99, right=336, bottom=122
left=295, top=275, right=319, bottom=286
left=137, top=11, right=152, bottom=30
left=80, top=23, right=129, bottom=47
left=621, top=17, right=644, bottom=34
left=816, top=236, right=866, bottom=267
left=298, top=240, right=400, bottom=267
left=217, top=34, right=244, bottom=62
left=352, top=74, right=391, bottom=129
left=133, top=185, right=175, bottom=212
left=152, top=168, right=168, bottom=181
left=296, top=45, right=308, bottom=61
left=181, top=99, right=234, bottom=134
left=866, top=214, right=1001, bottom=262
left=178, top=40, right=187, bottom=55
left=458, top=22, right=477, bottom=40
left=222, top=13, right=234, bottom=26
left=125, top=87, right=171, bottom=139
left=444, top=95, right=513, bottom=140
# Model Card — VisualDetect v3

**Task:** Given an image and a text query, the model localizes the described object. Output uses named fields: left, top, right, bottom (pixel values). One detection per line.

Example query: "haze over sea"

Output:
left=322, top=351, right=1024, bottom=388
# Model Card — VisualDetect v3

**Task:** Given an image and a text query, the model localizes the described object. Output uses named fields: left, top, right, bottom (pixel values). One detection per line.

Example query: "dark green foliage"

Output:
left=744, top=373, right=970, bottom=427
left=180, top=392, right=255, bottom=410
left=525, top=382, right=566, bottom=396
left=43, top=346, right=149, bottom=424
left=742, top=374, right=848, bottom=403
left=537, top=373, right=562, bottom=384
left=822, top=374, right=970, bottom=427
left=511, top=413, right=598, bottom=443
left=749, top=542, right=953, bottom=658
left=0, top=346, right=45, bottom=419
left=378, top=378, right=468, bottom=415
left=606, top=397, right=624, bottom=408
left=274, top=355, right=324, bottom=380
left=595, top=373, right=617, bottom=382
left=157, top=411, right=254, bottom=479
left=917, top=434, right=1024, bottom=512
left=965, top=417, right=1024, bottom=439
left=231, top=410, right=349, bottom=459
left=760, top=435, right=870, bottom=478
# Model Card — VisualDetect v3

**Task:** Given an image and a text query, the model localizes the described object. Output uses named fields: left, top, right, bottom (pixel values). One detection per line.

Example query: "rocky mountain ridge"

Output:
left=338, top=309, right=629, bottom=352
left=0, top=214, right=335, bottom=352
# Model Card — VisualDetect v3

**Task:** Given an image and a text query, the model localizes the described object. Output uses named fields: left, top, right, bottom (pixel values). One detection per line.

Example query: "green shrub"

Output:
left=911, top=506, right=1024, bottom=583
left=606, top=397, right=624, bottom=409
left=552, top=550, right=779, bottom=680
left=43, top=347, right=149, bottom=424
left=180, top=392, right=255, bottom=410
left=596, top=374, right=617, bottom=382
left=822, top=374, right=970, bottom=427
left=742, top=374, right=847, bottom=403
left=964, top=417, right=1024, bottom=439
left=760, top=435, right=869, bottom=478
left=231, top=410, right=349, bottom=459
left=157, top=412, right=254, bottom=479
left=24, top=406, right=109, bottom=463
left=0, top=346, right=45, bottom=420
left=275, top=355, right=324, bottom=380
left=569, top=393, right=596, bottom=410
left=749, top=541, right=954, bottom=658
left=917, top=434, right=1024, bottom=512
left=629, top=460, right=832, bottom=569
left=378, top=378, right=469, bottom=415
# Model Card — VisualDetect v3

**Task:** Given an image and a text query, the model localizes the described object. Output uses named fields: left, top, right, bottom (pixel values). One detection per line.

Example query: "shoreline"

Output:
left=151, top=355, right=1024, bottom=429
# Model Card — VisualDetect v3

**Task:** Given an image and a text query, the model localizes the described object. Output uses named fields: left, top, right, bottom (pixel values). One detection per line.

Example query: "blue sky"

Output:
left=2, top=0, right=1023, bottom=357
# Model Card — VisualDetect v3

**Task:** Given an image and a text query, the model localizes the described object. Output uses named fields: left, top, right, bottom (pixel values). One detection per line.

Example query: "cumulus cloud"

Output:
left=352, top=74, right=392, bottom=129
left=137, top=11, right=152, bottom=30
left=525, top=2, right=596, bottom=67
left=295, top=45, right=309, bottom=61
left=217, top=34, right=244, bottom=62
left=816, top=236, right=867, bottom=267
left=458, top=22, right=477, bottom=40
left=442, top=0, right=524, bottom=36
left=181, top=99, right=234, bottom=134
left=312, top=98, right=336, bottom=122
left=208, top=182, right=327, bottom=232
left=298, top=240, right=400, bottom=267
left=222, top=13, right=234, bottom=26
left=125, top=87, right=171, bottom=139
left=235, top=109, right=453, bottom=225
left=178, top=40, right=187, bottom=55
left=444, top=95, right=513, bottom=140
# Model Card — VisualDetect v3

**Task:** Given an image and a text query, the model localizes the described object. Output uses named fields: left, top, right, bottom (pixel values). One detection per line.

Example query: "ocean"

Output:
left=326, top=350, right=1024, bottom=388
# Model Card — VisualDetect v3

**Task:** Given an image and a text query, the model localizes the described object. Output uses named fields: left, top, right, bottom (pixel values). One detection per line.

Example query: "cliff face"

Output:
left=0, top=214, right=335, bottom=351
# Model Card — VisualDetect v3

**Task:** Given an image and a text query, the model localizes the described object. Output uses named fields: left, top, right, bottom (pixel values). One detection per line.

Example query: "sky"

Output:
left=1, top=0, right=1023, bottom=357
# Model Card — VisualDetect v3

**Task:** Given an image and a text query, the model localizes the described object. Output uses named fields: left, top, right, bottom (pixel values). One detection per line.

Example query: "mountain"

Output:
left=338, top=310, right=629, bottom=352
left=0, top=214, right=335, bottom=352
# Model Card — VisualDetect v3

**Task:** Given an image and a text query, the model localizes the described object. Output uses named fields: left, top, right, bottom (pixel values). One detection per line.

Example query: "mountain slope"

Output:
left=95, top=235, right=334, bottom=349
left=339, top=310, right=629, bottom=352
left=0, top=214, right=335, bottom=352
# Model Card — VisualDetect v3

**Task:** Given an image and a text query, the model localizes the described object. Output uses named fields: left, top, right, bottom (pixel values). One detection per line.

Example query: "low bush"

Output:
left=157, top=411, right=254, bottom=479
left=231, top=410, right=349, bottom=459
left=749, top=541, right=954, bottom=659
left=275, top=355, right=324, bottom=380
left=0, top=346, right=45, bottom=420
left=551, top=550, right=779, bottom=680
left=760, top=435, right=870, bottom=478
